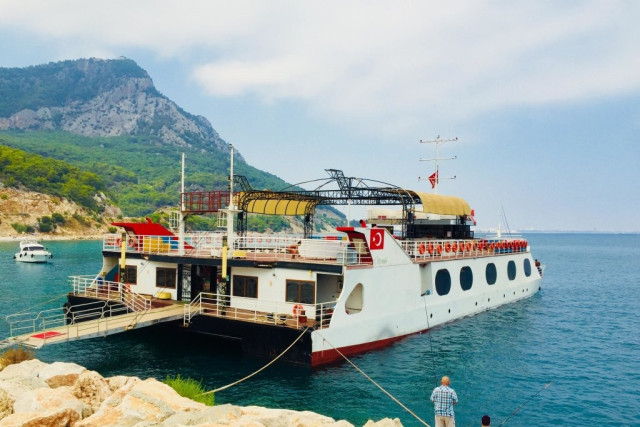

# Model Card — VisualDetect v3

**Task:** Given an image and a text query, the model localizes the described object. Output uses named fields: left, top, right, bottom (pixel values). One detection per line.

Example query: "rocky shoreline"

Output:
left=0, top=359, right=402, bottom=427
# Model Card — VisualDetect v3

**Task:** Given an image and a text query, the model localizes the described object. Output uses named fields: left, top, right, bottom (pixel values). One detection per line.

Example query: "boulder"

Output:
left=363, top=418, right=403, bottom=427
left=0, top=360, right=48, bottom=381
left=0, top=387, right=83, bottom=426
left=72, top=370, right=112, bottom=417
left=38, top=361, right=86, bottom=388
left=0, top=388, right=13, bottom=419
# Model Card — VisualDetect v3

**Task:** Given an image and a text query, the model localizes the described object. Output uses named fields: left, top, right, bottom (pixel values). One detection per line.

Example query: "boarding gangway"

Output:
left=0, top=285, right=185, bottom=350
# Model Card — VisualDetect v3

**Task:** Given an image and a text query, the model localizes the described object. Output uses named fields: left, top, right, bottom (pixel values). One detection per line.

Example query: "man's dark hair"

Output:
left=481, top=415, right=491, bottom=425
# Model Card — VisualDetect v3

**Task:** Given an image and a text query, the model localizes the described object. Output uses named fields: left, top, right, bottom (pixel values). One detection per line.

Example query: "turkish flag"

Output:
left=370, top=228, right=385, bottom=250
left=428, top=171, right=438, bottom=189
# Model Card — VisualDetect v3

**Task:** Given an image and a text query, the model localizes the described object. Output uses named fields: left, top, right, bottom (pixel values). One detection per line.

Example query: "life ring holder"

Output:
left=293, top=304, right=304, bottom=316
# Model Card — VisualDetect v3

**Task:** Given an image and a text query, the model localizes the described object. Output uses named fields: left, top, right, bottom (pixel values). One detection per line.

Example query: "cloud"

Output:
left=2, top=0, right=640, bottom=135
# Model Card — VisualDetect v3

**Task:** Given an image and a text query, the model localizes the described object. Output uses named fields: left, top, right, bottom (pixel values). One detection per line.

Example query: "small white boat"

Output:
left=13, top=239, right=53, bottom=263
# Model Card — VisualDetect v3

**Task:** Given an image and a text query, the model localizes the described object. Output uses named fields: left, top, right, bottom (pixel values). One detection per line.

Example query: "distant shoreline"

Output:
left=0, top=235, right=103, bottom=242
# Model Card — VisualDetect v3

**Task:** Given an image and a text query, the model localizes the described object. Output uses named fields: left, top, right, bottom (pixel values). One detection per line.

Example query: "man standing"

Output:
left=430, top=375, right=458, bottom=427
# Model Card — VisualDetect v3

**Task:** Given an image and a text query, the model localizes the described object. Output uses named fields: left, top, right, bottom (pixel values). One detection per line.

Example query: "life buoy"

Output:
left=501, top=241, right=507, bottom=249
left=257, top=237, right=263, bottom=243
left=418, top=244, right=426, bottom=255
left=427, top=243, right=435, bottom=255
left=451, top=242, right=458, bottom=252
left=248, top=237, right=254, bottom=243
left=437, top=244, right=443, bottom=254
left=472, top=241, right=478, bottom=251
left=293, top=304, right=304, bottom=316
left=107, top=236, right=115, bottom=246
left=445, top=242, right=452, bottom=253
left=115, top=238, right=121, bottom=247
left=128, top=238, right=135, bottom=248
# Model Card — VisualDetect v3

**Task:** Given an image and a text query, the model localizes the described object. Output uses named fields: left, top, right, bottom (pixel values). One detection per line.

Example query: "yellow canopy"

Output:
left=235, top=191, right=318, bottom=216
left=414, top=192, right=471, bottom=215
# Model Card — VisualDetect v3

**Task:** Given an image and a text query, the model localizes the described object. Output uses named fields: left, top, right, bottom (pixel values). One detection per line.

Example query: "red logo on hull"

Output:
left=370, top=228, right=384, bottom=250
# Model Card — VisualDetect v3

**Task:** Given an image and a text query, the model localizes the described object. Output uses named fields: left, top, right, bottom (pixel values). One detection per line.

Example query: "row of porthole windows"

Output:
left=435, top=258, right=533, bottom=296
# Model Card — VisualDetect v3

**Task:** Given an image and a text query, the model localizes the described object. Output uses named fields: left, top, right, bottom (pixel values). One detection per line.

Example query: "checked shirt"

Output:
left=430, top=385, right=458, bottom=417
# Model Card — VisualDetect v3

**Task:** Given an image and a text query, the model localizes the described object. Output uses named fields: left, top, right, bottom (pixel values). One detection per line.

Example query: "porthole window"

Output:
left=507, top=261, right=516, bottom=280
left=460, top=266, right=473, bottom=291
left=485, top=263, right=497, bottom=285
left=524, top=259, right=532, bottom=277
left=435, top=269, right=451, bottom=296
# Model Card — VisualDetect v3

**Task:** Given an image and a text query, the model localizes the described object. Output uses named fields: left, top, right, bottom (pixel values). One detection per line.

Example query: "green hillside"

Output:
left=0, top=130, right=291, bottom=216
left=0, top=144, right=108, bottom=211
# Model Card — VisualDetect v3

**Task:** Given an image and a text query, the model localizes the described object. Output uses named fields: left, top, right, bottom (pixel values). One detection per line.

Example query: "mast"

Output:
left=419, top=136, right=458, bottom=194
left=226, top=145, right=235, bottom=258
left=179, top=153, right=185, bottom=256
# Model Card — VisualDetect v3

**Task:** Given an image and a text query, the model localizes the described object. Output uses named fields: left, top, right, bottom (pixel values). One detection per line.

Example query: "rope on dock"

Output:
left=315, top=330, right=432, bottom=427
left=199, top=326, right=309, bottom=395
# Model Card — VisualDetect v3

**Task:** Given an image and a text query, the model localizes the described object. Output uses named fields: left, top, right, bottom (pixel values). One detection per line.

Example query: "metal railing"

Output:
left=400, top=238, right=530, bottom=262
left=70, top=276, right=152, bottom=312
left=184, top=292, right=337, bottom=329
left=103, top=233, right=371, bottom=266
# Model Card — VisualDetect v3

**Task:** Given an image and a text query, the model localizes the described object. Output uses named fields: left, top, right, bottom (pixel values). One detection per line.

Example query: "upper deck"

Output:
left=102, top=232, right=530, bottom=266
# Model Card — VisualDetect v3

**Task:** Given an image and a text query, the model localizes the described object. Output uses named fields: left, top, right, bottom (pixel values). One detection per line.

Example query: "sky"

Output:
left=1, top=1, right=639, bottom=232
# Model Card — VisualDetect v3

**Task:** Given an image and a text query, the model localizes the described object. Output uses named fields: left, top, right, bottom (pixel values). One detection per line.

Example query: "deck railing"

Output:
left=103, top=233, right=370, bottom=266
left=185, top=292, right=337, bottom=330
left=400, top=238, right=529, bottom=261
left=70, top=275, right=152, bottom=312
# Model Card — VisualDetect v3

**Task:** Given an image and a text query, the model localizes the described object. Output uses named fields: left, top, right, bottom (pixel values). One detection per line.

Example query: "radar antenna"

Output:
left=419, top=136, right=458, bottom=194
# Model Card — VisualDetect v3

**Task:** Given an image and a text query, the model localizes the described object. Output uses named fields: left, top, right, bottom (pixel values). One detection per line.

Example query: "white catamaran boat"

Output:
left=55, top=146, right=544, bottom=367
left=13, top=239, right=53, bottom=263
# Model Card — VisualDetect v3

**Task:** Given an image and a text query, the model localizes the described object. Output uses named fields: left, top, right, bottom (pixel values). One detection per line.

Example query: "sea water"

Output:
left=0, top=234, right=638, bottom=427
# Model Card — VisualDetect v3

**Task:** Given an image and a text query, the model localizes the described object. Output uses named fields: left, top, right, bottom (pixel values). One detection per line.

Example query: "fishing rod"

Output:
left=496, top=381, right=552, bottom=426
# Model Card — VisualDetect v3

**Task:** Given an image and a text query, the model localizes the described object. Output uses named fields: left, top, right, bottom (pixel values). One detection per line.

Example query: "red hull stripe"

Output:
left=311, top=334, right=410, bottom=367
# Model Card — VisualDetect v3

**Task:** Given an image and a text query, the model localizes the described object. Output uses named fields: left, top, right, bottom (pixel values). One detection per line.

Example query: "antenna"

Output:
left=418, top=136, right=458, bottom=194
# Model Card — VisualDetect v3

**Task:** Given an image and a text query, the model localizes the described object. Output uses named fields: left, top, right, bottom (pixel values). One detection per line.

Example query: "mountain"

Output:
left=0, top=58, right=344, bottom=234
left=0, top=58, right=230, bottom=154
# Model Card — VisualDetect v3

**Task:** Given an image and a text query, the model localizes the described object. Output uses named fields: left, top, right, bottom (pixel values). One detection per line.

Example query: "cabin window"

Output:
left=233, top=275, right=258, bottom=298
left=524, top=259, right=532, bottom=277
left=286, top=280, right=315, bottom=304
left=486, top=263, right=497, bottom=285
left=507, top=261, right=516, bottom=280
left=123, top=265, right=137, bottom=284
left=156, top=268, right=177, bottom=289
left=435, top=269, right=451, bottom=296
left=460, top=266, right=473, bottom=291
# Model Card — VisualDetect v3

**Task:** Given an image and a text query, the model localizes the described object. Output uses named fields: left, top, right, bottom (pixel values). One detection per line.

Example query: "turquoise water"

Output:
left=0, top=234, right=638, bottom=426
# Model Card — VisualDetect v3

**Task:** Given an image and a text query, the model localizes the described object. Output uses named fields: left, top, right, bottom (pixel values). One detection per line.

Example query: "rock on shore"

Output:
left=0, top=359, right=403, bottom=427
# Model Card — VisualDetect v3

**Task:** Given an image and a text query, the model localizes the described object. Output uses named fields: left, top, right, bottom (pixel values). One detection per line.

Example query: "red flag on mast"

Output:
left=428, top=171, right=438, bottom=189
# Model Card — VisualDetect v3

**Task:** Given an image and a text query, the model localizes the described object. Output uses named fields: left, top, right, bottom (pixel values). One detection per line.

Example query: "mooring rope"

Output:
left=421, top=295, right=439, bottom=387
left=199, top=326, right=309, bottom=395
left=10, top=293, right=69, bottom=316
left=315, top=330, right=432, bottom=427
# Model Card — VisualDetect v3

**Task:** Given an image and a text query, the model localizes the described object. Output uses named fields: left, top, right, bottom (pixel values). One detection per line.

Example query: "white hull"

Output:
left=14, top=253, right=51, bottom=263
left=310, top=250, right=541, bottom=364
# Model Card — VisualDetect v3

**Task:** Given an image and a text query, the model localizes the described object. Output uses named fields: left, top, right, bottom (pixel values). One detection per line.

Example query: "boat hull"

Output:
left=14, top=252, right=51, bottom=263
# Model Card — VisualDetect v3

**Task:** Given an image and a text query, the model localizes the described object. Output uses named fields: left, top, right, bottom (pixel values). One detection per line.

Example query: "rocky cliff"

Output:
left=0, top=359, right=402, bottom=427
left=0, top=58, right=230, bottom=155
